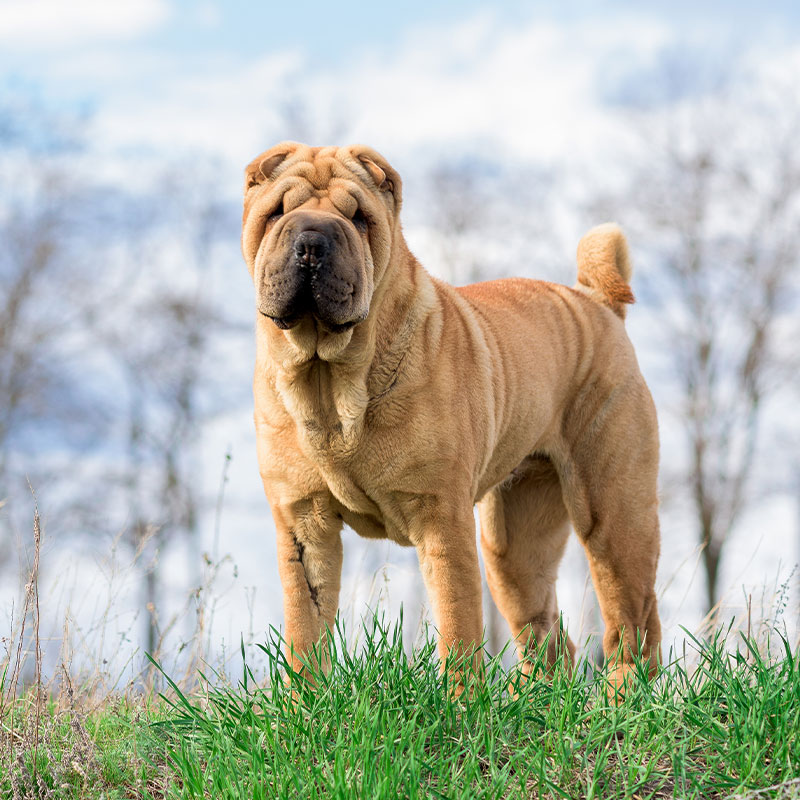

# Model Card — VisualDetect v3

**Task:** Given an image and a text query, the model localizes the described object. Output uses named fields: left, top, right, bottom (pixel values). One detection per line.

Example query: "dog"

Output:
left=241, top=142, right=661, bottom=693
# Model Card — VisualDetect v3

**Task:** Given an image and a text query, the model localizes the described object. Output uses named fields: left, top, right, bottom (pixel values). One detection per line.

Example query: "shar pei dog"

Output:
left=241, top=142, right=661, bottom=694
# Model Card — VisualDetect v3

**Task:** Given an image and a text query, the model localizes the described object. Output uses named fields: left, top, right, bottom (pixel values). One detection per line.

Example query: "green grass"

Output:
left=0, top=691, right=177, bottom=798
left=3, top=620, right=799, bottom=799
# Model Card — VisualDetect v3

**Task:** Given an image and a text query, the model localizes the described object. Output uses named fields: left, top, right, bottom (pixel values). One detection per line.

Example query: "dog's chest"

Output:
left=317, top=456, right=380, bottom=517
left=303, top=435, right=416, bottom=546
left=267, top=360, right=423, bottom=544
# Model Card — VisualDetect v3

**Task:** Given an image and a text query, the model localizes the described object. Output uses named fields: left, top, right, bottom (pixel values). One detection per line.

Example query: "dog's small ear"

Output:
left=244, top=146, right=294, bottom=191
left=358, top=155, right=395, bottom=195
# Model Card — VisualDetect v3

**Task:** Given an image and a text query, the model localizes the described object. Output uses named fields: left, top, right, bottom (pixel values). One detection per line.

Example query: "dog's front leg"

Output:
left=270, top=496, right=343, bottom=678
left=414, top=507, right=484, bottom=693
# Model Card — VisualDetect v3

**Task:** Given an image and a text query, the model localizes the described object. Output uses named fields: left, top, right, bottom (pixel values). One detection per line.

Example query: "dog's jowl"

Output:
left=241, top=142, right=661, bottom=696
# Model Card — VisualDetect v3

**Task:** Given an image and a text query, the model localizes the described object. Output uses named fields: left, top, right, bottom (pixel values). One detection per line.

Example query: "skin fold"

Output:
left=241, top=142, right=661, bottom=695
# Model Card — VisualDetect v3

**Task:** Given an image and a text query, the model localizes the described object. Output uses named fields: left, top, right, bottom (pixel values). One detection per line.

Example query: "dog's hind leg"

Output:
left=478, top=457, right=575, bottom=674
left=557, top=376, right=662, bottom=698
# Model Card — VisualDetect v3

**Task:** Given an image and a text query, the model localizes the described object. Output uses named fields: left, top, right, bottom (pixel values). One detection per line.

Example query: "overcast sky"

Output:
left=3, top=0, right=799, bottom=174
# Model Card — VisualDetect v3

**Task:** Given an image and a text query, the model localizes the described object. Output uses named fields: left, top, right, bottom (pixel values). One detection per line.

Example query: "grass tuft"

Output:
left=142, top=618, right=800, bottom=800
left=3, top=617, right=798, bottom=798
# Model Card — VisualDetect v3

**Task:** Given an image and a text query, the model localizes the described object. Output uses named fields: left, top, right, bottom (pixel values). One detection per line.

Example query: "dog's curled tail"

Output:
left=574, top=223, right=634, bottom=320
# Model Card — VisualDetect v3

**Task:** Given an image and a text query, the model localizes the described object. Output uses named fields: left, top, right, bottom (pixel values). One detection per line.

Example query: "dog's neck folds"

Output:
left=261, top=251, right=436, bottom=460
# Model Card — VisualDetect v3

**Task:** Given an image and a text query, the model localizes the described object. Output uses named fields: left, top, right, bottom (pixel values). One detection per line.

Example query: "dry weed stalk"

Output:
left=30, top=499, right=42, bottom=780
left=2, top=494, right=44, bottom=782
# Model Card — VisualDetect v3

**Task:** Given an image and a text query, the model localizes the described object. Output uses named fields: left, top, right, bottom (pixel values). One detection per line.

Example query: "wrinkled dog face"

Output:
left=242, top=143, right=400, bottom=352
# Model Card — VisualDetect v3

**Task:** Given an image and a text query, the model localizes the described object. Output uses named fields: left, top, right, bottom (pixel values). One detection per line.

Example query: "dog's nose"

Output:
left=294, top=231, right=329, bottom=269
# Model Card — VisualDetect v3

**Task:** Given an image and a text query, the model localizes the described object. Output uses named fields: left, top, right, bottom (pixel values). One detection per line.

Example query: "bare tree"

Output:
left=0, top=100, right=110, bottom=560
left=98, top=168, right=236, bottom=661
left=597, top=70, right=800, bottom=616
left=1, top=92, right=242, bottom=674
left=423, top=157, right=558, bottom=286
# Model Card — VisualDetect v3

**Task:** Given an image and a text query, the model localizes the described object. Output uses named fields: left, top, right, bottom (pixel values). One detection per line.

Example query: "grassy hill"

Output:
left=2, top=621, right=799, bottom=799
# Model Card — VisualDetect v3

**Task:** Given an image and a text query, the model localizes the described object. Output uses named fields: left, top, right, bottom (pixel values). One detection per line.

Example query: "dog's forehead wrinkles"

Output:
left=311, top=145, right=337, bottom=159
left=307, top=158, right=333, bottom=189
left=274, top=170, right=379, bottom=221
left=276, top=178, right=360, bottom=219
left=280, top=155, right=363, bottom=192
left=328, top=185, right=358, bottom=217
left=282, top=175, right=311, bottom=200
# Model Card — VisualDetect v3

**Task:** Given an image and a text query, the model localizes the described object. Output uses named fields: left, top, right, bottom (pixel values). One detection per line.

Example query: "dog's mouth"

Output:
left=256, top=213, right=374, bottom=336
left=261, top=310, right=301, bottom=330
left=258, top=257, right=369, bottom=334
left=259, top=308, right=363, bottom=335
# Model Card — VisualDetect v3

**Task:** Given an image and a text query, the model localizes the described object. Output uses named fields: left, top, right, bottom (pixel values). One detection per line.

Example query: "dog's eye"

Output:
left=352, top=208, right=368, bottom=230
left=267, top=205, right=283, bottom=224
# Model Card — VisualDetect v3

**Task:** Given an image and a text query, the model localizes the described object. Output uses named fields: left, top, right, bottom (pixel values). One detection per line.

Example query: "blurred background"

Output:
left=2, top=0, right=800, bottom=689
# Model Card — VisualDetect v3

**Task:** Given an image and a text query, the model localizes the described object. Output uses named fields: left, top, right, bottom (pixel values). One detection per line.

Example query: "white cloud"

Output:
left=0, top=0, right=169, bottom=48
left=332, top=13, right=671, bottom=162
left=194, top=1, right=221, bottom=28
left=89, top=49, right=306, bottom=169
left=75, top=10, right=672, bottom=182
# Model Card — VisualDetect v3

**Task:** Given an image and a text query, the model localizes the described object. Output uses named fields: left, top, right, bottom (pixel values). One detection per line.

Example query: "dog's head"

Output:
left=242, top=142, right=402, bottom=361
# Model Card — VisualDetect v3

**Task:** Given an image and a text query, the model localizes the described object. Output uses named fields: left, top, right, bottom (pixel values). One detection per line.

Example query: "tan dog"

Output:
left=241, top=142, right=661, bottom=692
